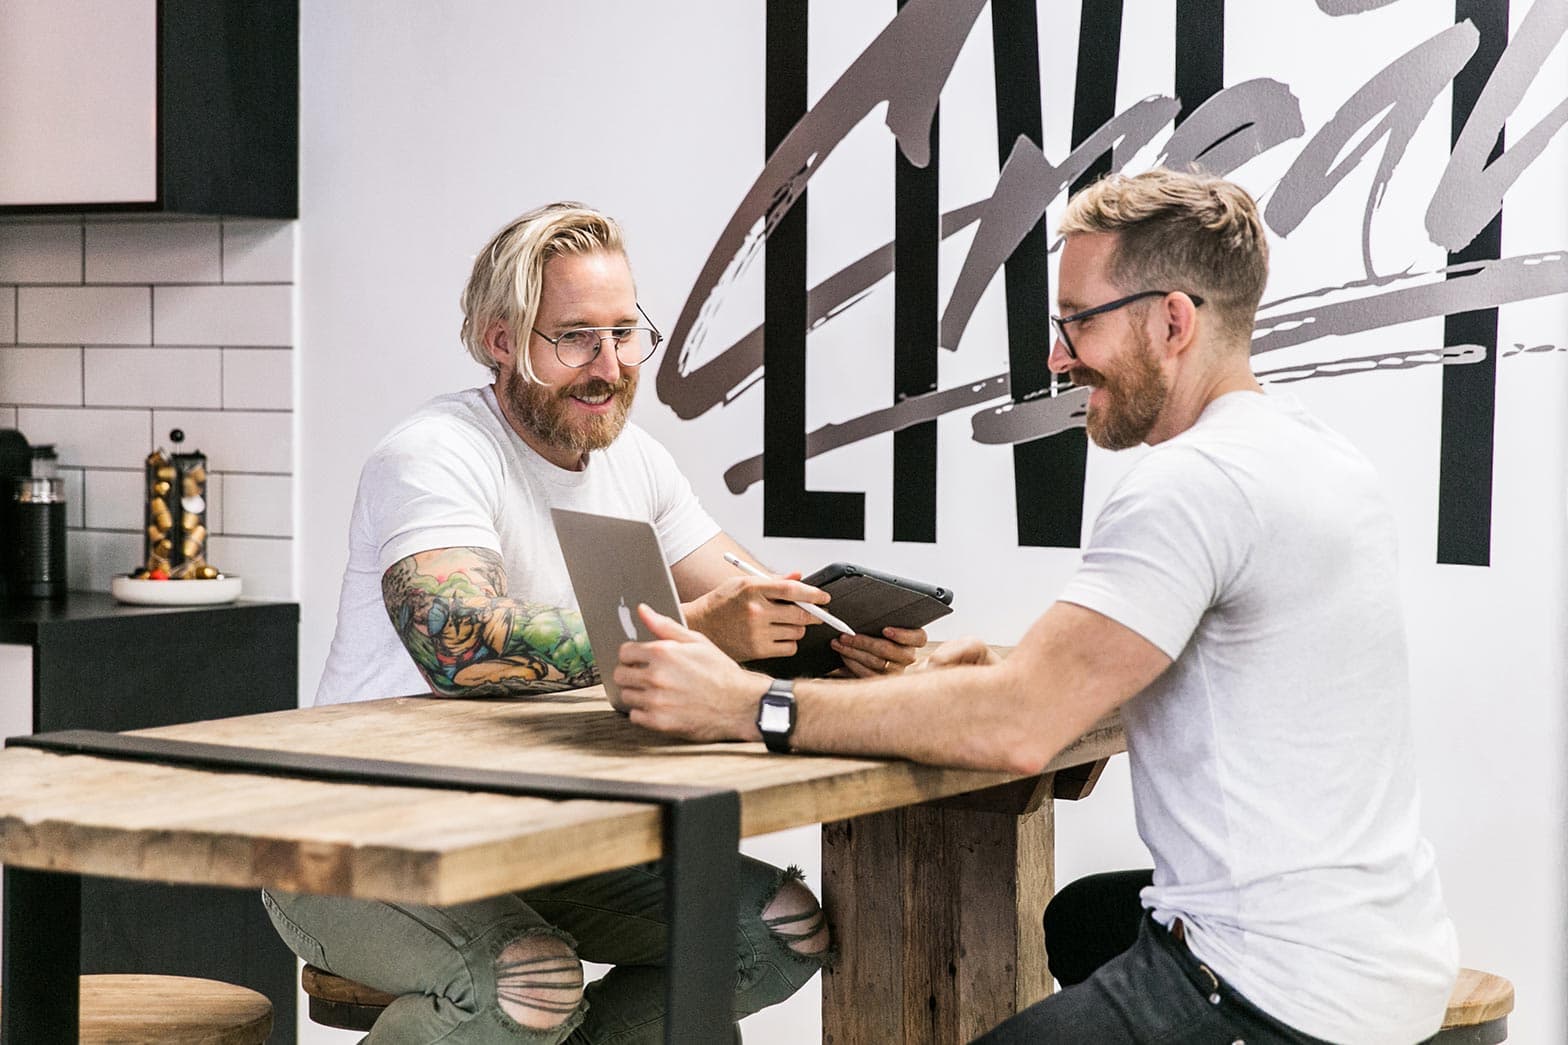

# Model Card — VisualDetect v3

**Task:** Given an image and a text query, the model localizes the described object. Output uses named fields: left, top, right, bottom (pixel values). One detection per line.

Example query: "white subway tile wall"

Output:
left=154, top=284, right=291, bottom=345
left=58, top=468, right=86, bottom=528
left=222, top=347, right=292, bottom=410
left=86, top=222, right=222, bottom=284
left=206, top=535, right=291, bottom=599
left=221, top=473, right=291, bottom=536
left=222, top=222, right=294, bottom=284
left=84, top=346, right=223, bottom=408
left=0, top=224, right=81, bottom=283
left=82, top=469, right=146, bottom=531
left=0, top=346, right=82, bottom=405
left=20, top=286, right=150, bottom=344
left=0, top=218, right=294, bottom=596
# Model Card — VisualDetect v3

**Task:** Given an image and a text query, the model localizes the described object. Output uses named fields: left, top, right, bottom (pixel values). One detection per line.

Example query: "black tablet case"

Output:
left=746, top=569, right=954, bottom=678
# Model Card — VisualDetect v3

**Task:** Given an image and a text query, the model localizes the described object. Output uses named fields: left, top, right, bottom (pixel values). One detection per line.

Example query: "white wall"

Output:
left=0, top=218, right=296, bottom=598
left=299, top=3, right=1566, bottom=1043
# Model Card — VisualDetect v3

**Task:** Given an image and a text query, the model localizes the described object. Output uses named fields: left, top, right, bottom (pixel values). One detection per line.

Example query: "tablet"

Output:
left=747, top=562, right=955, bottom=678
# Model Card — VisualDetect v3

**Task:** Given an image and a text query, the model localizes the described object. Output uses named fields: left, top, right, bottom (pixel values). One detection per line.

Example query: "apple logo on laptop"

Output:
left=617, top=596, right=638, bottom=641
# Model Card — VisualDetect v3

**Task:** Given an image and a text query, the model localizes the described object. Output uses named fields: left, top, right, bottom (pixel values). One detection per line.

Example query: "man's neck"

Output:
left=1148, top=353, right=1262, bottom=445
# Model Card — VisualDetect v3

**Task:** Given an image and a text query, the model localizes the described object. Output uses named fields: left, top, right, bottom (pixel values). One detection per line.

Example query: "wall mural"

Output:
left=656, top=0, right=1567, bottom=566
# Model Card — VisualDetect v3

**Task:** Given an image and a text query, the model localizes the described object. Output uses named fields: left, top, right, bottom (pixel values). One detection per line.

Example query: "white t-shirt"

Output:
left=315, top=386, right=721, bottom=706
left=1058, top=390, right=1458, bottom=1044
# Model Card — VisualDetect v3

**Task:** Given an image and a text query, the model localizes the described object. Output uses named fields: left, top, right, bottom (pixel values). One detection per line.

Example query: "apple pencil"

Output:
left=722, top=552, right=855, bottom=635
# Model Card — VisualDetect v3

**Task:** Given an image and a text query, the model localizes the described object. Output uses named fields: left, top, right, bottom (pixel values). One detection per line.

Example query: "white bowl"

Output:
left=111, top=575, right=243, bottom=606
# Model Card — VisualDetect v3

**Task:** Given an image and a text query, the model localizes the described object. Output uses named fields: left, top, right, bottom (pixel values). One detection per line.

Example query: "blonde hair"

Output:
left=1058, top=169, right=1268, bottom=344
left=459, top=202, right=628, bottom=381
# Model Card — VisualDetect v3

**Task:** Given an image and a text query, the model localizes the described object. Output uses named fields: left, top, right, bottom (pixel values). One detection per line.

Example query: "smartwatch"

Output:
left=756, top=678, right=796, bottom=754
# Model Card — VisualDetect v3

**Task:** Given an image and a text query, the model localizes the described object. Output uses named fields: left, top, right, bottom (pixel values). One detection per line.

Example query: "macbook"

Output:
left=550, top=507, right=686, bottom=712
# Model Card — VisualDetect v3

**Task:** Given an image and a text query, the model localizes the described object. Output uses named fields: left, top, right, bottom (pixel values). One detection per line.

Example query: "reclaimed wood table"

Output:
left=0, top=685, right=1123, bottom=1044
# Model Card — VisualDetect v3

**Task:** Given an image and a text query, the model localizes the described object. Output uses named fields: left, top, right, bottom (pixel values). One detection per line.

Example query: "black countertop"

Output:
left=0, top=590, right=298, bottom=644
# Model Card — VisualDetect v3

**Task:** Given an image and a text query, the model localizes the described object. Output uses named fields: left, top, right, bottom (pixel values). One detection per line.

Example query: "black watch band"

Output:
left=756, top=678, right=796, bottom=754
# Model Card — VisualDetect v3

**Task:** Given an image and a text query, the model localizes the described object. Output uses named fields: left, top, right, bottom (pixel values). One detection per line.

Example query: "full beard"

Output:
left=501, top=366, right=638, bottom=456
left=1071, top=328, right=1168, bottom=451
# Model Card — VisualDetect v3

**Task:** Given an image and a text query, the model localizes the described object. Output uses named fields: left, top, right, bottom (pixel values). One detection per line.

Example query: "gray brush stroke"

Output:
left=655, top=0, right=987, bottom=418
left=722, top=375, right=1015, bottom=493
left=1265, top=22, right=1478, bottom=278
left=1158, top=79, right=1306, bottom=174
left=718, top=252, right=1565, bottom=478
left=938, top=99, right=1181, bottom=350
left=1427, top=0, right=1568, bottom=250
left=1317, top=0, right=1406, bottom=13
left=1251, top=251, right=1568, bottom=355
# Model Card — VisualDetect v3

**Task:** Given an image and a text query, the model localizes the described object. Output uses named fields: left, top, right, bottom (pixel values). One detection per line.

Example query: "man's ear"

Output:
left=483, top=322, right=515, bottom=369
left=1162, top=293, right=1201, bottom=358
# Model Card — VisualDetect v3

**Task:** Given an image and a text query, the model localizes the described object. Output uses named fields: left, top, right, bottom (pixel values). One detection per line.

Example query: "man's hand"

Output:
left=681, top=574, right=830, bottom=661
left=913, top=635, right=1001, bottom=671
left=616, top=605, right=770, bottom=741
left=830, top=626, right=929, bottom=678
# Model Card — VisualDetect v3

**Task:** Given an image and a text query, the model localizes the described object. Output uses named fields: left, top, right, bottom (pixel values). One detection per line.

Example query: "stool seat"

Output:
left=1437, top=968, right=1514, bottom=1043
left=302, top=963, right=397, bottom=1031
left=1, top=973, right=272, bottom=1044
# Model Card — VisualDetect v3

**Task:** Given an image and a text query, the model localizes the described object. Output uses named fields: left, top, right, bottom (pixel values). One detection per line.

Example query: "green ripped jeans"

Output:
left=262, top=856, right=826, bottom=1044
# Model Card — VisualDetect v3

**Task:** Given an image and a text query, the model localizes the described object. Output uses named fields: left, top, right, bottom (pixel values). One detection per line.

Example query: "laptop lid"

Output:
left=550, top=507, right=686, bottom=712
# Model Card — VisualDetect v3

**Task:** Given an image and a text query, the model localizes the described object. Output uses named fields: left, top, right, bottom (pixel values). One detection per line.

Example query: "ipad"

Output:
left=550, top=508, right=686, bottom=712
left=748, top=562, right=955, bottom=678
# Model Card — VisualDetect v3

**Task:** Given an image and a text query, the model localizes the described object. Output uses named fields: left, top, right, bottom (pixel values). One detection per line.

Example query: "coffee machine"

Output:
left=1, top=428, right=67, bottom=601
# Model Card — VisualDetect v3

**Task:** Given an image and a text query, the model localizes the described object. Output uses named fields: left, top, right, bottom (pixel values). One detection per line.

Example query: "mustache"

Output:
left=561, top=376, right=635, bottom=399
left=1068, top=366, right=1106, bottom=389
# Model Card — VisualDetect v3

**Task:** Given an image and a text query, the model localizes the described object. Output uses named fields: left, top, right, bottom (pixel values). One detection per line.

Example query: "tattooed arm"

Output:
left=381, top=547, right=597, bottom=697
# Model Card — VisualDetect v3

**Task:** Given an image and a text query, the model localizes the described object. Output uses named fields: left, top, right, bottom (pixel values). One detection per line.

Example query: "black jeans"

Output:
left=971, top=871, right=1332, bottom=1044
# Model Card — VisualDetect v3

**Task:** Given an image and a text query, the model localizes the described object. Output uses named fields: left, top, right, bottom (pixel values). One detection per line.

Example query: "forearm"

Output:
left=382, top=547, right=597, bottom=698
left=409, top=594, right=598, bottom=698
left=786, top=664, right=1058, bottom=773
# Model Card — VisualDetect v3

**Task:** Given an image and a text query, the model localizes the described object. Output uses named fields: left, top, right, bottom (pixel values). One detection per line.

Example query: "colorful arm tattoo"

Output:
left=381, top=547, right=597, bottom=697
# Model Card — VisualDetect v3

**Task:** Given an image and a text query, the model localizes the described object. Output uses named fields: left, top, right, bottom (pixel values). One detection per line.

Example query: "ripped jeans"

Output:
left=262, top=856, right=826, bottom=1044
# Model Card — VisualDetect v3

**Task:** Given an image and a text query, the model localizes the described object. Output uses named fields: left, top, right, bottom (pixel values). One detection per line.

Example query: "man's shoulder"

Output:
left=374, top=388, right=500, bottom=455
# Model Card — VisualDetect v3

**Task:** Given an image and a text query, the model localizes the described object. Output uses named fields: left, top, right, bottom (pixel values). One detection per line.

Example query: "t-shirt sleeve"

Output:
left=1058, top=447, right=1258, bottom=660
left=635, top=430, right=721, bottom=563
left=361, top=418, right=506, bottom=573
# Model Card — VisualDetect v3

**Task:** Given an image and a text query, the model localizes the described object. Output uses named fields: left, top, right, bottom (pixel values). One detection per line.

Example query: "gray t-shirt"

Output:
left=1059, top=390, right=1458, bottom=1044
left=315, top=386, right=720, bottom=706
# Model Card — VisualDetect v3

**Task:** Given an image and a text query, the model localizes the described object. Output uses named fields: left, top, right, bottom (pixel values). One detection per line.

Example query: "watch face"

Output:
left=759, top=701, right=793, bottom=733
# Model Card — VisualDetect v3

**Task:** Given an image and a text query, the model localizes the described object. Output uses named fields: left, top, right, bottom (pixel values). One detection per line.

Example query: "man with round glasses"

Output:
left=264, top=202, right=924, bottom=1042
left=615, top=170, right=1458, bottom=1043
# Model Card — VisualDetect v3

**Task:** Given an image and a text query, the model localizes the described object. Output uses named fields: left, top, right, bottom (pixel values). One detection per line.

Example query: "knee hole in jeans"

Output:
left=493, top=930, right=584, bottom=1030
left=762, top=878, right=829, bottom=957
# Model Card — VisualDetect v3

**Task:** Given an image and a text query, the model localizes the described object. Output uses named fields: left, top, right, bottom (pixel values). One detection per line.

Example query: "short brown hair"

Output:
left=1058, top=169, right=1268, bottom=344
left=459, top=202, right=628, bottom=381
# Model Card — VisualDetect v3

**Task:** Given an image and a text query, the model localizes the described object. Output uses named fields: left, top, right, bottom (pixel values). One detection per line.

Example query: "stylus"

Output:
left=722, top=553, right=855, bottom=635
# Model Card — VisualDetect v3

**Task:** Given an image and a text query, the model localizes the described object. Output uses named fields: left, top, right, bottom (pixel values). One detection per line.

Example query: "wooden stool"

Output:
left=0, top=973, right=272, bottom=1044
left=1435, top=968, right=1514, bottom=1044
left=302, top=963, right=396, bottom=1031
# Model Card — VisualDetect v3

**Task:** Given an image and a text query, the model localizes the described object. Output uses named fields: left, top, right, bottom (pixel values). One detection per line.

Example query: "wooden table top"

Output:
left=0, top=687, right=1123, bottom=906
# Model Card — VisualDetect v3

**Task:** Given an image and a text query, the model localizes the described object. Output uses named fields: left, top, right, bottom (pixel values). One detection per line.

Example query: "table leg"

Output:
left=2, top=866, right=81, bottom=1044
left=821, top=795, right=1054, bottom=1044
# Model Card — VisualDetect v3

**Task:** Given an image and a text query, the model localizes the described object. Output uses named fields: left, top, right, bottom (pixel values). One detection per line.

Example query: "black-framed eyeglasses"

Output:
left=532, top=303, right=663, bottom=368
left=1050, top=290, right=1204, bottom=360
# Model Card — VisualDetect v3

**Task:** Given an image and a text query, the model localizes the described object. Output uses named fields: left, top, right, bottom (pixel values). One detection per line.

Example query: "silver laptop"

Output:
left=550, top=508, right=686, bottom=712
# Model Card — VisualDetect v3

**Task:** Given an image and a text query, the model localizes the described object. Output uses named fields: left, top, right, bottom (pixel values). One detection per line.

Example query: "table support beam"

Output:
left=822, top=787, right=1055, bottom=1043
left=2, top=866, right=81, bottom=1044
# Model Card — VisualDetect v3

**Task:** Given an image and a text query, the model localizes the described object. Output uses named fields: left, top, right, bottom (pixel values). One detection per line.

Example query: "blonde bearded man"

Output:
left=264, top=203, right=928, bottom=1043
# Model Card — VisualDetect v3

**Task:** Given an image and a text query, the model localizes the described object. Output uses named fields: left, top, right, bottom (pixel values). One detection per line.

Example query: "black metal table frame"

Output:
left=1, top=730, right=740, bottom=1045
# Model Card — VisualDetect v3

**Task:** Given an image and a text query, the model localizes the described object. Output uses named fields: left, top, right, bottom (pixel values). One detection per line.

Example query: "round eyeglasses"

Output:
left=532, top=303, right=663, bottom=368
left=1050, top=290, right=1204, bottom=360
